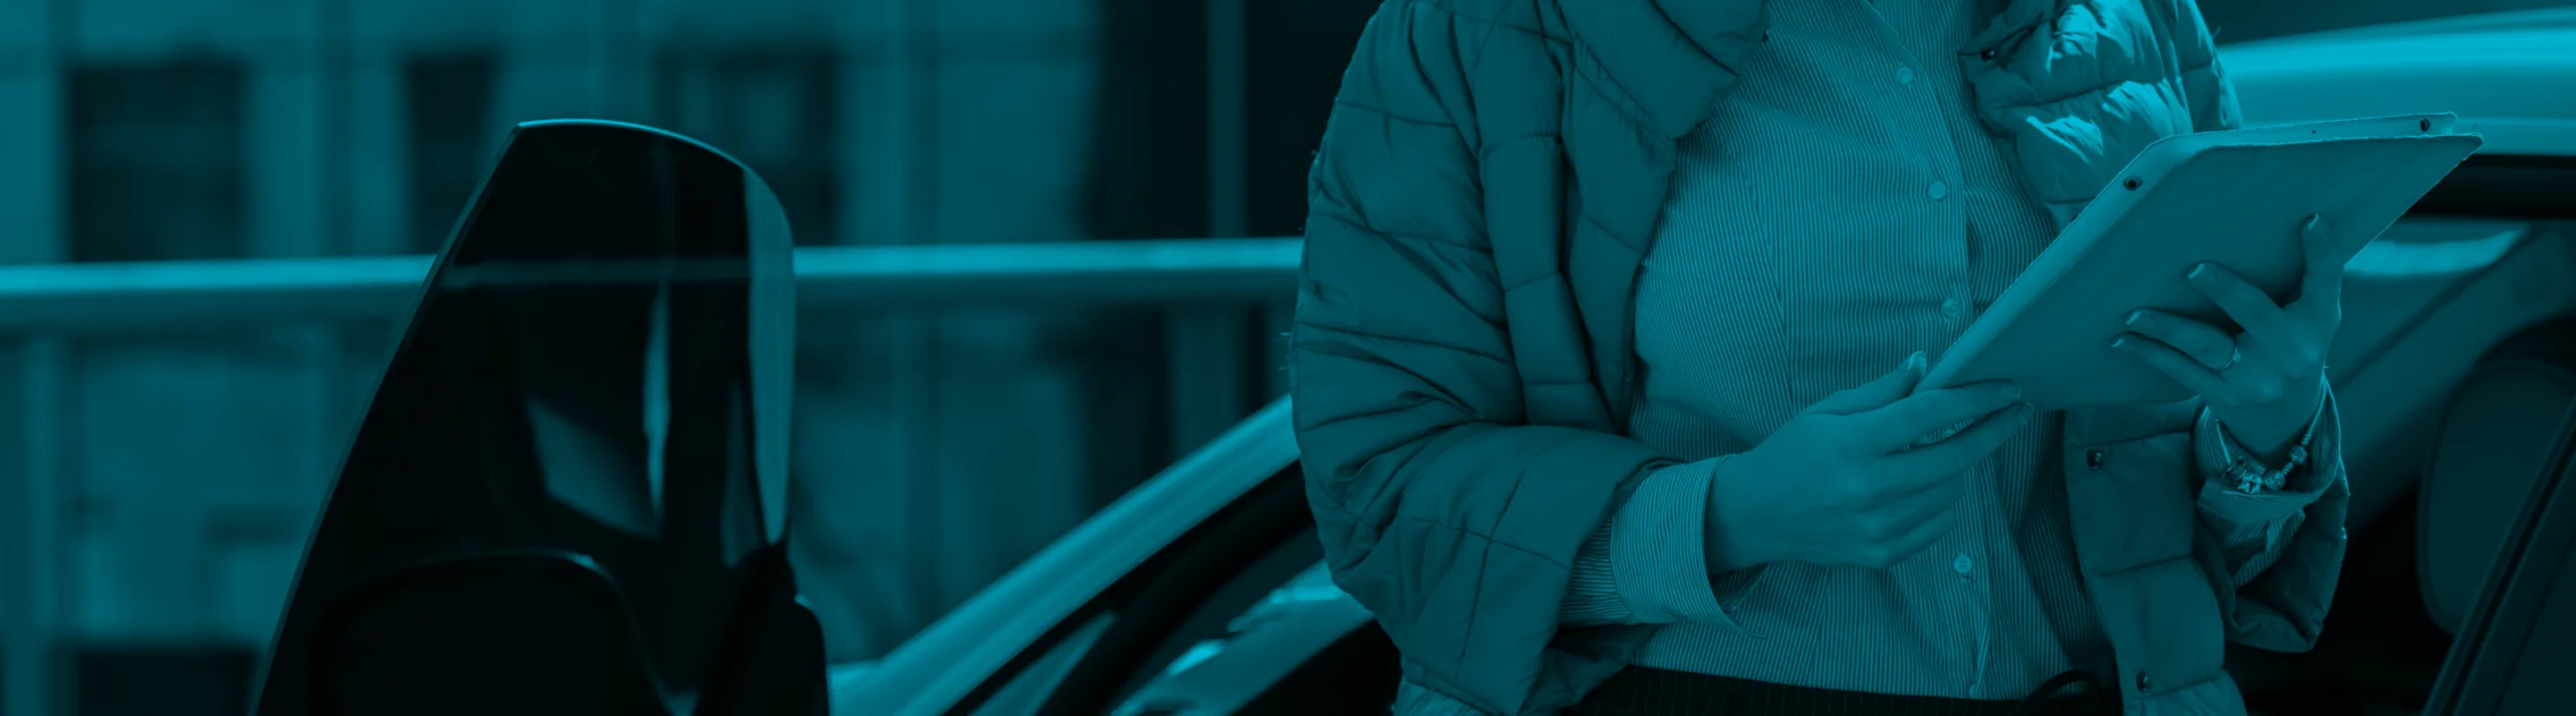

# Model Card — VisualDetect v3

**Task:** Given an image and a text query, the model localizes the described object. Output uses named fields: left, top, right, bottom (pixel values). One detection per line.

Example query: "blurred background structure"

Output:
left=0, top=0, right=2567, bottom=714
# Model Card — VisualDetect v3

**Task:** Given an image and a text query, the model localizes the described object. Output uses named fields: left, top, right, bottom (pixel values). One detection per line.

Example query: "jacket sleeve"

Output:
left=1290, top=2, right=1679, bottom=713
left=2166, top=0, right=2244, bottom=136
left=2191, top=375, right=2334, bottom=587
left=2198, top=402, right=2351, bottom=652
left=2162, top=0, right=2349, bottom=652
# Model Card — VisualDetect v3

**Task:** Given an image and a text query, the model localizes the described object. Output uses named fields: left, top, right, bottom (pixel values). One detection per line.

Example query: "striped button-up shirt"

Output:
left=1571, top=0, right=2106, bottom=696
left=1394, top=1, right=2326, bottom=712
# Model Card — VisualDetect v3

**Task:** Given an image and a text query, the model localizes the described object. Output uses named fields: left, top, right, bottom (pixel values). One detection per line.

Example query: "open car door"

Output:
left=249, top=120, right=824, bottom=716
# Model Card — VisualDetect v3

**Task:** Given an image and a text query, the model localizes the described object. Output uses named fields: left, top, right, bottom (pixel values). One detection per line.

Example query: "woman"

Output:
left=1288, top=1, right=2351, bottom=714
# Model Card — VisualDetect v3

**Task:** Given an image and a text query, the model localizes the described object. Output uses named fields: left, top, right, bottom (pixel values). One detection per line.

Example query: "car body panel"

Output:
left=2225, top=7, right=2576, bottom=47
left=2331, top=225, right=2576, bottom=532
left=2224, top=24, right=2576, bottom=158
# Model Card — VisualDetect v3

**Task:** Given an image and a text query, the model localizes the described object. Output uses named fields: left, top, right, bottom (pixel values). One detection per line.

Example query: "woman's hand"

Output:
left=1706, top=353, right=2032, bottom=571
left=2111, top=214, right=2342, bottom=457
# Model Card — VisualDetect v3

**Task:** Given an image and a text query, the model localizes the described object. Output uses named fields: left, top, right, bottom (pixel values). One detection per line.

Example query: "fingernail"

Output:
left=2306, top=214, right=2327, bottom=234
left=1908, top=351, right=1926, bottom=370
left=2187, top=263, right=2208, bottom=280
left=2124, top=310, right=2146, bottom=328
left=2001, top=384, right=2023, bottom=400
left=2111, top=337, right=2131, bottom=349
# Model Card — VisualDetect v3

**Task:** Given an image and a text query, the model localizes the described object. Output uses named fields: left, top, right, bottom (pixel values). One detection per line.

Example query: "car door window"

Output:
left=1109, top=559, right=1387, bottom=716
left=972, top=612, right=1118, bottom=716
left=937, top=463, right=1314, bottom=716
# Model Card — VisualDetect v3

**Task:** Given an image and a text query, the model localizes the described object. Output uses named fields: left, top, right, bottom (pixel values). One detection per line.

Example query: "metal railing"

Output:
left=0, top=238, right=1304, bottom=331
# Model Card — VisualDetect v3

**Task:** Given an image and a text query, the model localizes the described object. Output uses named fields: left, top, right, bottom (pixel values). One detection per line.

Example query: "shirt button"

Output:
left=2135, top=671, right=2153, bottom=692
left=1952, top=554, right=1974, bottom=575
left=1896, top=65, right=1916, bottom=85
left=2085, top=448, right=2106, bottom=469
left=1928, top=181, right=1949, bottom=200
left=1939, top=297, right=1965, bottom=319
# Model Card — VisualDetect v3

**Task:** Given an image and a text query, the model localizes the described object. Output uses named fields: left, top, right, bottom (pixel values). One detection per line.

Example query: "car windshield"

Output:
left=4, top=3, right=2575, bottom=716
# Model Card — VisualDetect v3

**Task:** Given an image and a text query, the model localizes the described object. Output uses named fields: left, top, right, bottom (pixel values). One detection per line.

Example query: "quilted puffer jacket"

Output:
left=1289, top=0, right=2351, bottom=714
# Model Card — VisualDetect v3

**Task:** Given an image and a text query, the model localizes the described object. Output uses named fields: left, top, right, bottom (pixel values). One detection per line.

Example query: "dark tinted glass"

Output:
left=251, top=120, right=818, bottom=716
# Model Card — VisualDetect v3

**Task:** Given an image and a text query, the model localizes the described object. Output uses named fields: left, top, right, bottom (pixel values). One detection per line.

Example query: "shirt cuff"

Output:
left=1562, top=517, right=1632, bottom=624
left=1562, top=457, right=1765, bottom=629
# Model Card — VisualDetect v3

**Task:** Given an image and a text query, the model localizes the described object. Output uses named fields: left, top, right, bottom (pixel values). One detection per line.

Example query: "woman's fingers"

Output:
left=2187, top=262, right=2296, bottom=345
left=1860, top=381, right=2022, bottom=452
left=1810, top=351, right=1928, bottom=415
left=2123, top=309, right=2235, bottom=370
left=2114, top=333, right=2233, bottom=397
left=1885, top=402, right=2035, bottom=478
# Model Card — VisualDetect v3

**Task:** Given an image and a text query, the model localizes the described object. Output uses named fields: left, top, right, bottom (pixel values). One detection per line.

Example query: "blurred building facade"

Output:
left=0, top=0, right=1382, bottom=712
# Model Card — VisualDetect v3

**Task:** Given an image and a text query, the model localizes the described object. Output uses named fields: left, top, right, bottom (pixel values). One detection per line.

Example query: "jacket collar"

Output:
left=1555, top=0, right=1771, bottom=140
left=1556, top=0, right=2065, bottom=138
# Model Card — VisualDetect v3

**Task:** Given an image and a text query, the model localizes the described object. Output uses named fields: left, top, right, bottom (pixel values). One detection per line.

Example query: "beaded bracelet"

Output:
left=2218, top=407, right=2319, bottom=495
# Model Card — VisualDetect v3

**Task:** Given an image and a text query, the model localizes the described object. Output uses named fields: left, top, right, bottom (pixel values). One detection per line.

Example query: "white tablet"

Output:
left=1919, top=114, right=2483, bottom=407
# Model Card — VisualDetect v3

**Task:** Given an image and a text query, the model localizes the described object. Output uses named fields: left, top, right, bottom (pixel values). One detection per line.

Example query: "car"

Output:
left=823, top=10, right=2576, bottom=716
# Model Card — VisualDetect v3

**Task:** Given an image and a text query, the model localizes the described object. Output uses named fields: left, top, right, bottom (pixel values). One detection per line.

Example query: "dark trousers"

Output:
left=1567, top=667, right=2118, bottom=716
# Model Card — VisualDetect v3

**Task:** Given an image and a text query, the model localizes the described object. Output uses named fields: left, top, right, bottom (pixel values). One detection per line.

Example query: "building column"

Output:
left=0, top=0, right=71, bottom=712
left=1165, top=0, right=1256, bottom=459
